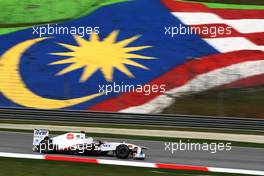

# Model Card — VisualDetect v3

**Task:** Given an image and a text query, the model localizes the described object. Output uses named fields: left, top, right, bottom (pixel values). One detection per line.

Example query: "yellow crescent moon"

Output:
left=0, top=38, right=101, bottom=109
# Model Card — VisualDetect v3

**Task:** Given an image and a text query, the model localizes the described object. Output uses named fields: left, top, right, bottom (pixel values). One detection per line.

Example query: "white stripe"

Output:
left=98, top=159, right=156, bottom=168
left=204, top=37, right=264, bottom=52
left=167, top=60, right=264, bottom=94
left=120, top=60, right=264, bottom=113
left=172, top=12, right=264, bottom=33
left=208, top=167, right=264, bottom=176
left=0, top=152, right=44, bottom=160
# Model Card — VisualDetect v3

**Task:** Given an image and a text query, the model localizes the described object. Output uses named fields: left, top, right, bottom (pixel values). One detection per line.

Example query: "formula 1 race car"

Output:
left=32, top=129, right=146, bottom=159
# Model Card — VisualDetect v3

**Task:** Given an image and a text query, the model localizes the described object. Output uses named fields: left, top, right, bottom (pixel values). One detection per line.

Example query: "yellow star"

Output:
left=49, top=30, right=155, bottom=82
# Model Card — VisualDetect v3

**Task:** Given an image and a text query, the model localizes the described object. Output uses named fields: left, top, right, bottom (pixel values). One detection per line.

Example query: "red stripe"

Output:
left=189, top=24, right=264, bottom=45
left=45, top=155, right=98, bottom=164
left=88, top=50, right=264, bottom=112
left=160, top=0, right=264, bottom=19
left=156, top=163, right=209, bottom=171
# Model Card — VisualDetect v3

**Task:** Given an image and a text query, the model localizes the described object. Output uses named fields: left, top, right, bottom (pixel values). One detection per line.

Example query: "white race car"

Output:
left=32, top=129, right=146, bottom=159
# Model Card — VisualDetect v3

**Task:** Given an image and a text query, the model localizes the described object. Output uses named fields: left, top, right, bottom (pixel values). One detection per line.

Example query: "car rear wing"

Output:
left=33, top=129, right=49, bottom=146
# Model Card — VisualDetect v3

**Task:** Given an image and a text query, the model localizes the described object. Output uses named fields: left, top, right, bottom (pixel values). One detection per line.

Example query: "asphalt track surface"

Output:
left=0, top=131, right=263, bottom=170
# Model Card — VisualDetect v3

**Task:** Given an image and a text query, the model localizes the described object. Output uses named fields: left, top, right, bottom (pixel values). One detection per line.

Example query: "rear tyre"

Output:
left=116, top=144, right=130, bottom=159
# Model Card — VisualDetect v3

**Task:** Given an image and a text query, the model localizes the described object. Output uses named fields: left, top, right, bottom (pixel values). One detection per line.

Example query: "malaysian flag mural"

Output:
left=0, top=0, right=263, bottom=116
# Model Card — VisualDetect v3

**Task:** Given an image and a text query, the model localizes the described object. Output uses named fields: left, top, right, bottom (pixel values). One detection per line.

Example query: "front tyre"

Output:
left=32, top=145, right=39, bottom=152
left=116, top=144, right=130, bottom=159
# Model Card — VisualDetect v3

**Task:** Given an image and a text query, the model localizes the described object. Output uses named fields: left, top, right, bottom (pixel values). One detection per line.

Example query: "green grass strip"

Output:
left=0, top=157, right=247, bottom=176
left=0, top=0, right=128, bottom=35
left=181, top=0, right=264, bottom=5
left=203, top=2, right=264, bottom=10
